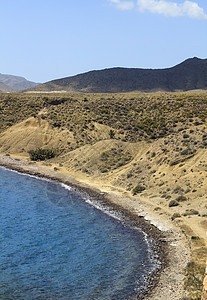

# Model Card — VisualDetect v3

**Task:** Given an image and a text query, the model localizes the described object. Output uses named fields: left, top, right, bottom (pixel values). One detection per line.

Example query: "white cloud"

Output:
left=137, top=0, right=207, bottom=19
left=109, top=0, right=135, bottom=10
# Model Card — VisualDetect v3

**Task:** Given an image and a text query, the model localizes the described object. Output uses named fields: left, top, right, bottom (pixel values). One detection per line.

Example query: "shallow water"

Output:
left=0, top=167, right=158, bottom=299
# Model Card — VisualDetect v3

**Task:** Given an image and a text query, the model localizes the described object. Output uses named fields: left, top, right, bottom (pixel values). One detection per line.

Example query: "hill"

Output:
left=0, top=91, right=207, bottom=298
left=0, top=73, right=39, bottom=91
left=27, top=57, right=207, bottom=93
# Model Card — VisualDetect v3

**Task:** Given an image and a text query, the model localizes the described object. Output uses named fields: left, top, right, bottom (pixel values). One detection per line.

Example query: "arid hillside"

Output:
left=0, top=91, right=207, bottom=229
left=0, top=91, right=207, bottom=298
left=1, top=91, right=207, bottom=145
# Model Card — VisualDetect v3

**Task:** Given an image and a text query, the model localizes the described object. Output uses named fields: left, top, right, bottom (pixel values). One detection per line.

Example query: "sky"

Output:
left=1, top=0, right=207, bottom=83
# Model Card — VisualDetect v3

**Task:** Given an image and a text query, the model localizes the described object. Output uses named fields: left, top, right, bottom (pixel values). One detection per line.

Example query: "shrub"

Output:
left=127, top=173, right=133, bottom=178
left=169, top=200, right=179, bottom=207
left=29, top=148, right=57, bottom=161
left=151, top=152, right=156, bottom=158
left=191, top=236, right=200, bottom=240
left=171, top=213, right=181, bottom=220
left=184, top=261, right=205, bottom=299
left=183, top=209, right=199, bottom=216
left=176, top=195, right=187, bottom=202
left=132, top=184, right=145, bottom=195
left=109, top=129, right=115, bottom=139
left=154, top=207, right=161, bottom=211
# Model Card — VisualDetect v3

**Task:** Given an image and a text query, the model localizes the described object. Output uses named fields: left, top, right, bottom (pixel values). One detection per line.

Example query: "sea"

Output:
left=0, top=167, right=160, bottom=299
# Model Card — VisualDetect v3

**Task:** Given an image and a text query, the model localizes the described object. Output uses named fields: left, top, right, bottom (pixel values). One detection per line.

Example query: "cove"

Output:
left=0, top=167, right=160, bottom=299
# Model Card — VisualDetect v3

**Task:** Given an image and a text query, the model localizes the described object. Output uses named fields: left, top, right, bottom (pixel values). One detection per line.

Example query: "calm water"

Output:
left=0, top=167, right=159, bottom=299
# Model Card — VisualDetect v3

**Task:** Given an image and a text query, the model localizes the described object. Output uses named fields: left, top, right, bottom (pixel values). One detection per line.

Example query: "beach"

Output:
left=0, top=154, right=192, bottom=299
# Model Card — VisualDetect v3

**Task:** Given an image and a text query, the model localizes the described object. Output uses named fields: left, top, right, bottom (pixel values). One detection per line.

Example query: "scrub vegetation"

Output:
left=29, top=148, right=57, bottom=161
left=0, top=92, right=207, bottom=143
left=0, top=91, right=207, bottom=299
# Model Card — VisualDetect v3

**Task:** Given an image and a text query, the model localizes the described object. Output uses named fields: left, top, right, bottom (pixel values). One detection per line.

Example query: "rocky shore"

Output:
left=0, top=155, right=192, bottom=299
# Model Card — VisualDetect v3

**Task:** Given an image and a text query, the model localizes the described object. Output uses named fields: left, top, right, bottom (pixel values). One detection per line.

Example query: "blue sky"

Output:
left=1, top=0, right=207, bottom=82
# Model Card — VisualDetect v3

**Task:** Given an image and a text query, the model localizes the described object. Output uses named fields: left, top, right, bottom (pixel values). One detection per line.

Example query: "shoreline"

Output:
left=0, top=155, right=191, bottom=299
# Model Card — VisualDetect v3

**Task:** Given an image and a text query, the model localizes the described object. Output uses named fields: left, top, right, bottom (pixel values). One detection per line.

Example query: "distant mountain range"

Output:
left=0, top=73, right=39, bottom=92
left=26, top=57, right=207, bottom=93
left=0, top=82, right=13, bottom=92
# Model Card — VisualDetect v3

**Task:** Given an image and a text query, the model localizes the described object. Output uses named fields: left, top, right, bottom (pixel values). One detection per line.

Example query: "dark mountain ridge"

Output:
left=28, top=57, right=207, bottom=93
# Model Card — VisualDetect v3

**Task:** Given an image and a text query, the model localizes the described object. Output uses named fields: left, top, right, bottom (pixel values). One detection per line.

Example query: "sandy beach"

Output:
left=0, top=154, right=193, bottom=299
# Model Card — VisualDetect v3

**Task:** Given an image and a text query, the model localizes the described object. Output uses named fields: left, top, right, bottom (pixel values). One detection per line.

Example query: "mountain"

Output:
left=27, top=57, right=207, bottom=93
left=0, top=73, right=39, bottom=91
left=0, top=82, right=14, bottom=92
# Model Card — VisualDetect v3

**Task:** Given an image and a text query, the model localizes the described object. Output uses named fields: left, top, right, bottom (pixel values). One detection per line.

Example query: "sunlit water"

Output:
left=0, top=167, right=159, bottom=299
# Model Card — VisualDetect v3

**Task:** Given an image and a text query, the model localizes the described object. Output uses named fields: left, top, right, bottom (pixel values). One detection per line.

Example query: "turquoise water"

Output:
left=0, top=167, right=158, bottom=299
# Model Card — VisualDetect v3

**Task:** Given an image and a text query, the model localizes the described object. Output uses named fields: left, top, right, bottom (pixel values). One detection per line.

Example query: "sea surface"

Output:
left=0, top=167, right=159, bottom=299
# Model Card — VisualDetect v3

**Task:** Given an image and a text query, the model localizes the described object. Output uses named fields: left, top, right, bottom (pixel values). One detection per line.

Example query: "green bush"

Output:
left=29, top=148, right=57, bottom=161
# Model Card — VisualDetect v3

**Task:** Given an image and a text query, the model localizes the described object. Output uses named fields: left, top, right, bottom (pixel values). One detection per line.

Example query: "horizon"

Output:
left=1, top=1, right=207, bottom=83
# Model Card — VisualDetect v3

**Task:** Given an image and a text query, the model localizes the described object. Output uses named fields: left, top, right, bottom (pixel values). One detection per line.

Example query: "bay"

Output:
left=0, top=167, right=158, bottom=299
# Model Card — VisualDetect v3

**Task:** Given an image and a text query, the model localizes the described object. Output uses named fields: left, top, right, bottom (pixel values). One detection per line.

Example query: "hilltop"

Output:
left=27, top=57, right=207, bottom=93
left=0, top=73, right=39, bottom=91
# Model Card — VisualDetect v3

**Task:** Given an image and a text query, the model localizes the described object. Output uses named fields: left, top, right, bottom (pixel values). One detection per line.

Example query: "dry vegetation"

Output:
left=0, top=92, right=207, bottom=144
left=0, top=91, right=207, bottom=299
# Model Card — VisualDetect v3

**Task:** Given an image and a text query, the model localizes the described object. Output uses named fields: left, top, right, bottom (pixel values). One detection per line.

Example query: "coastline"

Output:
left=0, top=155, right=191, bottom=299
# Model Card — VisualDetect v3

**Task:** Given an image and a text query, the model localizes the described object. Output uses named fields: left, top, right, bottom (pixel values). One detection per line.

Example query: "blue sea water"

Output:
left=0, top=167, right=159, bottom=299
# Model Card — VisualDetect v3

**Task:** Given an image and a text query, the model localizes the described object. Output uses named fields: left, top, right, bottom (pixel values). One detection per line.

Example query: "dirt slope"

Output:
left=0, top=116, right=75, bottom=153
